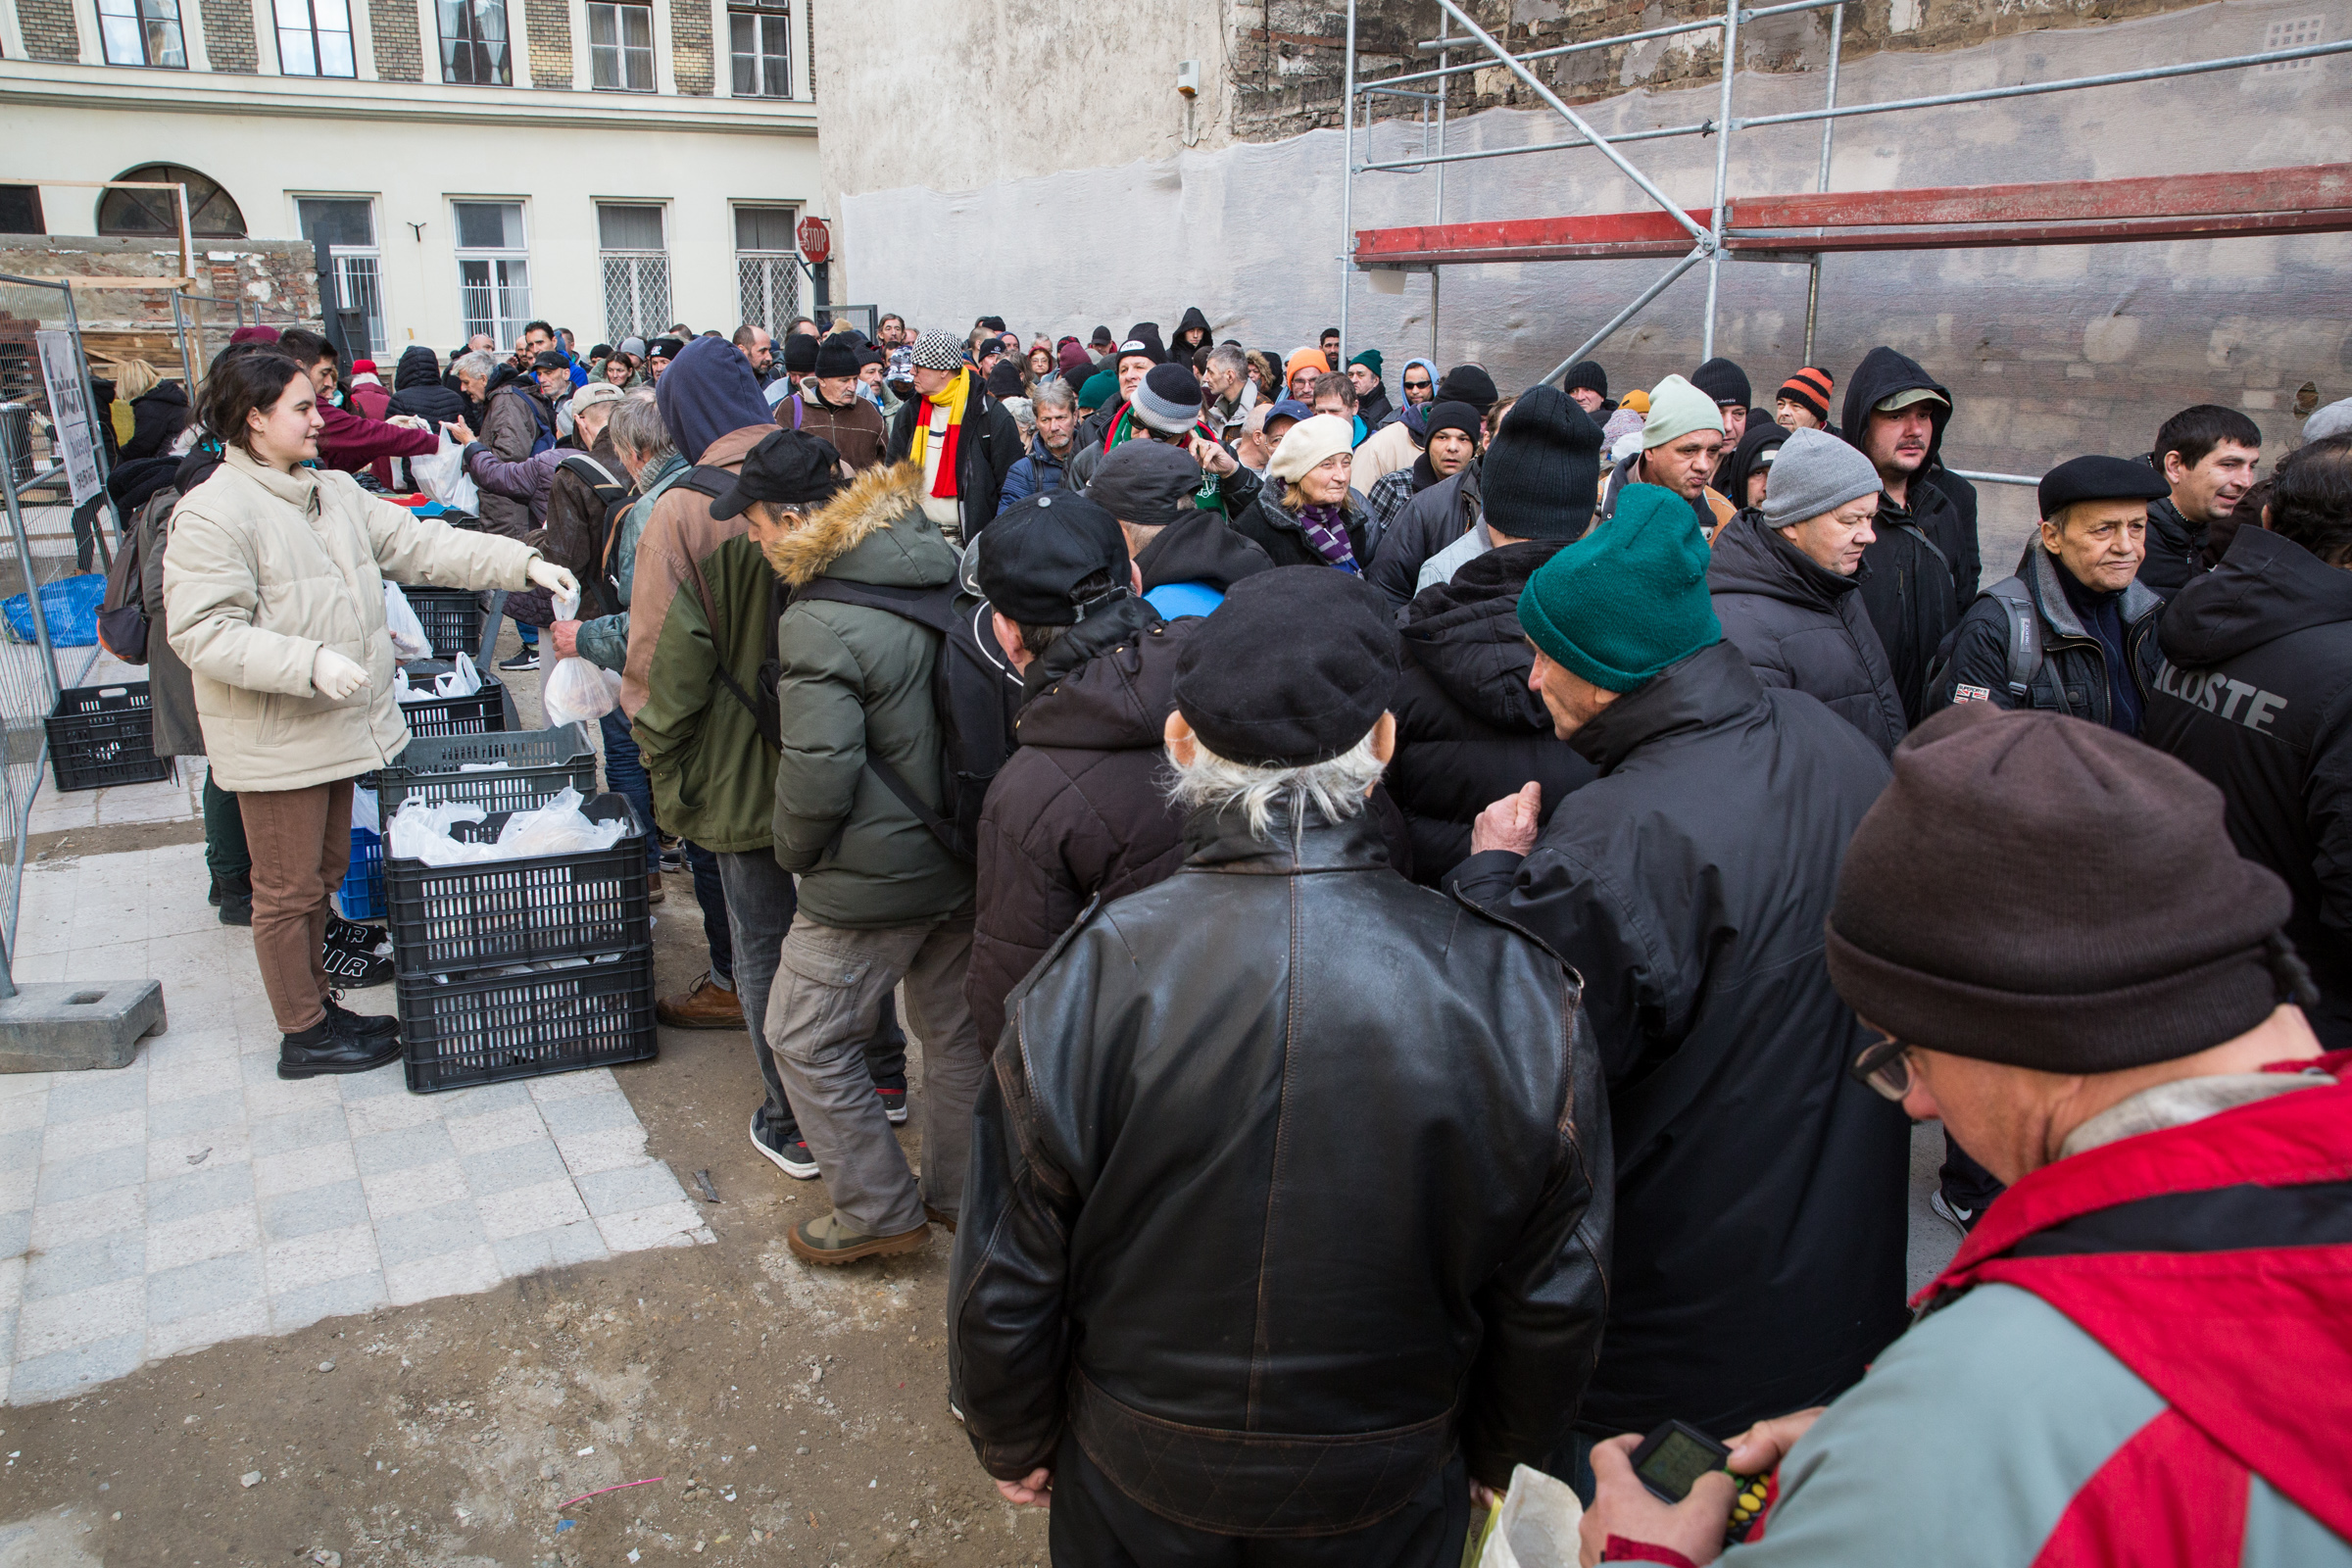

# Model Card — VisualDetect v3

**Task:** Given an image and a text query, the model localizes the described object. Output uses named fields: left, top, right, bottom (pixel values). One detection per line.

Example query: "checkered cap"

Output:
left=909, top=331, right=965, bottom=371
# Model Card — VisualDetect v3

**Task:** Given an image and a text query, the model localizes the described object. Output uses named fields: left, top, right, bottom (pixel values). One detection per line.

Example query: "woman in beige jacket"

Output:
left=165, top=351, right=576, bottom=1079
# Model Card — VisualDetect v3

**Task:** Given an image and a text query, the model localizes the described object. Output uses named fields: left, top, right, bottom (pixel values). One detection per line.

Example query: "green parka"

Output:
left=760, top=462, right=974, bottom=929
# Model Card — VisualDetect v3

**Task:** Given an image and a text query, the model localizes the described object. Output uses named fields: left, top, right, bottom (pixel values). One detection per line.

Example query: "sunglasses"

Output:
left=1849, top=1035, right=1919, bottom=1102
left=1402, top=378, right=1433, bottom=391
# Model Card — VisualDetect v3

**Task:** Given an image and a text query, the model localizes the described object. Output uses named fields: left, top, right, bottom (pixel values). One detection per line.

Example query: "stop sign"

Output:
left=796, top=216, right=831, bottom=263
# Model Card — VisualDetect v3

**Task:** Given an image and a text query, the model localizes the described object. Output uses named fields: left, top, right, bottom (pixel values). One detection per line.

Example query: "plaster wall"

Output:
left=838, top=0, right=2351, bottom=552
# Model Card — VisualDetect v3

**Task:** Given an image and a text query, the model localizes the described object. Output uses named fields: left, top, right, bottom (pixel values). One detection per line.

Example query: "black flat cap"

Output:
left=2038, top=454, right=2172, bottom=520
left=710, top=429, right=846, bottom=518
left=1087, top=441, right=1201, bottom=530
left=1173, top=566, right=1399, bottom=767
left=977, top=493, right=1132, bottom=626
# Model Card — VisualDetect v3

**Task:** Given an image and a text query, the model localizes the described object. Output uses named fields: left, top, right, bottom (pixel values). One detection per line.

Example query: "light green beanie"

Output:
left=1642, top=373, right=1726, bottom=449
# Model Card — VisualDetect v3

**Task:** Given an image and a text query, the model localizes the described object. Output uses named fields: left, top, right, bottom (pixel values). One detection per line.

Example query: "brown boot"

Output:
left=656, top=974, right=744, bottom=1030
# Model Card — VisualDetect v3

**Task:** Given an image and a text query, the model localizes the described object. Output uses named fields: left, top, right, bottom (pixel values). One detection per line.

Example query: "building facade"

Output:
left=1, top=0, right=823, bottom=360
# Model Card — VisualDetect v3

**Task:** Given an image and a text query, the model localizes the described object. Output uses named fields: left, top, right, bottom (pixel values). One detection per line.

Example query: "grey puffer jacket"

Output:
left=1708, top=509, right=1907, bottom=756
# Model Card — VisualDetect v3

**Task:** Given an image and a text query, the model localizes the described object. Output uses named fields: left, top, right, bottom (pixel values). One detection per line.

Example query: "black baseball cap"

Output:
left=710, top=429, right=846, bottom=519
left=532, top=350, right=572, bottom=371
left=976, top=492, right=1132, bottom=626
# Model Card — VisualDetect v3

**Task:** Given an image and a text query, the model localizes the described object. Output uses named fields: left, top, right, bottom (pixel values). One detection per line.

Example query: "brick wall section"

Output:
left=198, top=0, right=258, bottom=71
left=370, top=0, right=425, bottom=81
left=672, top=0, right=713, bottom=94
left=1230, top=0, right=2230, bottom=141
left=525, top=0, right=571, bottom=86
left=17, top=0, right=81, bottom=62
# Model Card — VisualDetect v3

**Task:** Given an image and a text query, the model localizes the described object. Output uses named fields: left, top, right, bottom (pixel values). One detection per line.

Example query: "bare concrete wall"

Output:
left=838, top=0, right=2350, bottom=553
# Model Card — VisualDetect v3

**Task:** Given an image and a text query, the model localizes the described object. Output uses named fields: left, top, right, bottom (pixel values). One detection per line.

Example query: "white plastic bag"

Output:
left=410, top=435, right=480, bottom=513
left=387, top=787, right=626, bottom=866
left=1477, top=1465, right=1584, bottom=1568
left=391, top=651, right=483, bottom=705
left=383, top=583, right=431, bottom=662
left=540, top=587, right=619, bottom=727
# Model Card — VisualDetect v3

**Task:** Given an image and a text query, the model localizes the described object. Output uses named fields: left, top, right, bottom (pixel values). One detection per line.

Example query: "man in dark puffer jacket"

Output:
left=1390, top=389, right=1604, bottom=879
left=385, top=345, right=465, bottom=427
left=1710, top=427, right=1907, bottom=756
left=965, top=493, right=1195, bottom=1053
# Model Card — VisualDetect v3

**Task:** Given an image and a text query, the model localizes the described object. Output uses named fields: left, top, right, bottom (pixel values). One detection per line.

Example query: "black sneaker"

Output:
left=749, top=1109, right=819, bottom=1180
left=325, top=915, right=390, bottom=958
left=320, top=941, right=394, bottom=988
left=278, top=1010, right=402, bottom=1079
left=498, top=648, right=540, bottom=672
left=217, top=893, right=253, bottom=927
left=874, top=1075, right=908, bottom=1126
left=323, top=995, right=400, bottom=1041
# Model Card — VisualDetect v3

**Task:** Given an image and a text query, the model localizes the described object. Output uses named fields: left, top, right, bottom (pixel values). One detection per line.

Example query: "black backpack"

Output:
left=670, top=466, right=1021, bottom=863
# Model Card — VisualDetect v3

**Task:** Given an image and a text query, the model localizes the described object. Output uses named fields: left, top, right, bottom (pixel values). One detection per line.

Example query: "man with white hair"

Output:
left=952, top=565, right=1610, bottom=1566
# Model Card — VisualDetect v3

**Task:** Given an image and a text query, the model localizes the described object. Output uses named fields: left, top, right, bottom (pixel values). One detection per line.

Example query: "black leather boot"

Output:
left=323, top=995, right=400, bottom=1042
left=213, top=872, right=253, bottom=927
left=278, top=1008, right=401, bottom=1079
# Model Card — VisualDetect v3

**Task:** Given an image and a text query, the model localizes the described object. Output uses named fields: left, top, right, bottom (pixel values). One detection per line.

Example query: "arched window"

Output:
left=97, top=165, right=246, bottom=239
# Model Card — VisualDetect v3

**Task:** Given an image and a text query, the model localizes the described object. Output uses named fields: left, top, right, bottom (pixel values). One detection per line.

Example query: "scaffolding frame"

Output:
left=1337, top=0, right=2352, bottom=481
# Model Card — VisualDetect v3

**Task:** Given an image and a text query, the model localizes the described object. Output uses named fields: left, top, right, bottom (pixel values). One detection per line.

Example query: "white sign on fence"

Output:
left=33, top=330, right=103, bottom=508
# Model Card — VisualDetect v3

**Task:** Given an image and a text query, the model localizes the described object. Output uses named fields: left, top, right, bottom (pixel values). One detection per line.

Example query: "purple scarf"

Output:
left=1295, top=502, right=1359, bottom=574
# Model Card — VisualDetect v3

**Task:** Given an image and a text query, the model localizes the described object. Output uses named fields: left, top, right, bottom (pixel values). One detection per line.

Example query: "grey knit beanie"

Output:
left=1761, top=426, right=1883, bottom=527
left=1132, top=363, right=1205, bottom=434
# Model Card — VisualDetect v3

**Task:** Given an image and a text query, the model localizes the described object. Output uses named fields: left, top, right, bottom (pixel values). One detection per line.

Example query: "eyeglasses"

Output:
left=1849, top=1036, right=1919, bottom=1102
left=1402, top=378, right=1433, bottom=392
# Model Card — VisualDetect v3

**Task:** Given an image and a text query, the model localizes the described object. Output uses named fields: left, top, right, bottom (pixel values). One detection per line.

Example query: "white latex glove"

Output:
left=312, top=647, right=369, bottom=701
left=525, top=560, right=580, bottom=603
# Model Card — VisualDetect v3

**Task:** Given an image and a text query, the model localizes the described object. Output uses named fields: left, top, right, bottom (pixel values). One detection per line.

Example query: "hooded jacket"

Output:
left=1930, top=539, right=2162, bottom=734
left=1709, top=509, right=1908, bottom=756
left=1133, top=507, right=1275, bottom=596
left=1168, top=306, right=1213, bottom=359
left=951, top=801, right=1612, bottom=1516
left=1718, top=420, right=1788, bottom=514
left=1841, top=348, right=1977, bottom=720
left=1390, top=541, right=1599, bottom=880
left=163, top=447, right=540, bottom=792
left=966, top=598, right=1193, bottom=1051
left=123, top=381, right=191, bottom=464
left=764, top=462, right=975, bottom=929
left=385, top=346, right=465, bottom=428
left=2142, top=525, right=2352, bottom=1048
left=1367, top=463, right=1483, bottom=612
left=1448, top=640, right=1907, bottom=1441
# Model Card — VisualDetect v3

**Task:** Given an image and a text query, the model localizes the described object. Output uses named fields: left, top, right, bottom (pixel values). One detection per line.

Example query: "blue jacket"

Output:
left=997, top=442, right=1072, bottom=515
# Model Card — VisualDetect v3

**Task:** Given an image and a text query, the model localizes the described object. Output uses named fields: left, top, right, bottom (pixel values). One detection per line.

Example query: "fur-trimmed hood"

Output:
left=762, top=460, right=957, bottom=590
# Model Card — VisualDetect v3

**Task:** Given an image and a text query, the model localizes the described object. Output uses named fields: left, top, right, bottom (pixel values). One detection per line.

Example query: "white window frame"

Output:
left=452, top=198, right=533, bottom=350
left=585, top=0, right=654, bottom=91
left=725, top=0, right=789, bottom=98
left=272, top=0, right=356, bottom=75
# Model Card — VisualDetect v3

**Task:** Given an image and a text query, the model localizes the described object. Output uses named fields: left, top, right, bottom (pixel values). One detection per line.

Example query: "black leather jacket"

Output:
left=950, top=804, right=1612, bottom=1532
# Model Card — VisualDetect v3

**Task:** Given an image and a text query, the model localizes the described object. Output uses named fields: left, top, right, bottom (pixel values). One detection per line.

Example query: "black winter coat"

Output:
left=123, top=382, right=191, bottom=463
left=966, top=600, right=1193, bottom=1054
left=1709, top=510, right=1907, bottom=756
left=1132, top=507, right=1273, bottom=594
left=1230, top=484, right=1373, bottom=573
left=1448, top=640, right=1907, bottom=1440
left=951, top=805, right=1612, bottom=1518
left=1855, top=481, right=1962, bottom=726
left=884, top=375, right=1022, bottom=540
left=1391, top=541, right=1597, bottom=880
left=2143, top=524, right=2352, bottom=1049
left=1841, top=348, right=1980, bottom=604
left=1367, top=462, right=1481, bottom=612
left=2140, top=496, right=2209, bottom=602
left=386, top=343, right=466, bottom=427
left=1930, top=540, right=2162, bottom=732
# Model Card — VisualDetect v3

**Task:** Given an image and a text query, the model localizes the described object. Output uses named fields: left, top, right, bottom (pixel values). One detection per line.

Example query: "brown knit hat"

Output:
left=1826, top=705, right=2297, bottom=1072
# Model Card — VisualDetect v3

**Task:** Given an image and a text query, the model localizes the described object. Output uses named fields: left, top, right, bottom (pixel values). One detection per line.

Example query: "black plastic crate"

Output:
left=402, top=587, right=483, bottom=660
left=384, top=794, right=649, bottom=975
left=398, top=948, right=656, bottom=1093
left=373, top=725, right=597, bottom=827
left=45, top=683, right=173, bottom=792
left=399, top=674, right=509, bottom=739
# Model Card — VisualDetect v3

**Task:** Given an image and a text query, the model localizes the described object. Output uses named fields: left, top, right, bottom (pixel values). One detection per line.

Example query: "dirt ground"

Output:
left=3, top=640, right=1051, bottom=1567
left=1, top=888, right=1049, bottom=1568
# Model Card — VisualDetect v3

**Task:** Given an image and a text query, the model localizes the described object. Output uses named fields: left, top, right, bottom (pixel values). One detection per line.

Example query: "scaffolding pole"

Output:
left=1701, top=0, right=1740, bottom=360
left=1801, top=1, right=1842, bottom=364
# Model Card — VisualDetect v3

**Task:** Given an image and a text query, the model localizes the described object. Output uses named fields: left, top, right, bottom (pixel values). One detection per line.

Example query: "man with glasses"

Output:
left=1397, top=358, right=1437, bottom=413
left=1579, top=704, right=2349, bottom=1568
left=1455, top=485, right=1905, bottom=1467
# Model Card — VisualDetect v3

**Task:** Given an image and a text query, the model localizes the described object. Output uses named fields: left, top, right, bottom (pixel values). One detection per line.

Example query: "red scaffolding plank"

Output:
left=1352, top=164, right=2352, bottom=266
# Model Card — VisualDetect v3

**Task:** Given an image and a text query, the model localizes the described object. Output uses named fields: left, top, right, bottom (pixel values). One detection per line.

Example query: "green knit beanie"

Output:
left=1517, top=483, right=1723, bottom=692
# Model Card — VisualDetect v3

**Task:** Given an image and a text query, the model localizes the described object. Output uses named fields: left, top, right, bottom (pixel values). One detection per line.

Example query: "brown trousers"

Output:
left=237, top=779, right=355, bottom=1035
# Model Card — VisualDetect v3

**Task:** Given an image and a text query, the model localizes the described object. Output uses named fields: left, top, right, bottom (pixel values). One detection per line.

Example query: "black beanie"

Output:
left=1478, top=388, right=1603, bottom=542
left=1826, top=705, right=2299, bottom=1073
left=1436, top=365, right=1498, bottom=414
left=1173, top=567, right=1399, bottom=767
left=1691, top=357, right=1751, bottom=410
left=783, top=332, right=820, bottom=374
left=814, top=335, right=861, bottom=379
left=986, top=360, right=1026, bottom=399
left=1562, top=361, right=1608, bottom=398
left=1423, top=401, right=1482, bottom=443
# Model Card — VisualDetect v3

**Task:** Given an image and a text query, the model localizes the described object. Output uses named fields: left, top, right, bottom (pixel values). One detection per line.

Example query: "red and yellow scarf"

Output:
left=909, top=368, right=970, bottom=499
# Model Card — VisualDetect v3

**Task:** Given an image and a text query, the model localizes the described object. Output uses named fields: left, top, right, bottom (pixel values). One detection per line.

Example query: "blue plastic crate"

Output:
left=338, top=826, right=386, bottom=920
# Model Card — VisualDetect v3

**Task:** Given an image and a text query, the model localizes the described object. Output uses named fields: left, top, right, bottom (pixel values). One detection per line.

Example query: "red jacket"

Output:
left=316, top=399, right=436, bottom=475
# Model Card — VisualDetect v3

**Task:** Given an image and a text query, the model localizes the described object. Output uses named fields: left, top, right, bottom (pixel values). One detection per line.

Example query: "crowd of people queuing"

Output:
left=103, top=296, right=2352, bottom=1566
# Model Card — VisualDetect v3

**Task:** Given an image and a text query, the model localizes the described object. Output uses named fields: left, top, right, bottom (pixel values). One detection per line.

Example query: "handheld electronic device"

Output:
left=1629, top=1420, right=1731, bottom=1504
